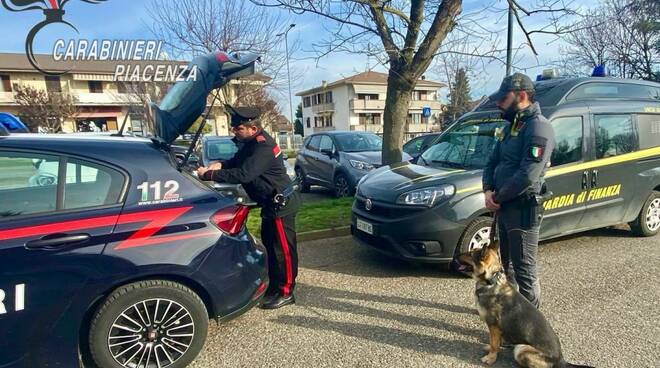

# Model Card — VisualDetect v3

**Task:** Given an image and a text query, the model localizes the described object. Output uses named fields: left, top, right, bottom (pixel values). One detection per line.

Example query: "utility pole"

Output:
left=277, top=24, right=296, bottom=129
left=506, top=4, right=514, bottom=76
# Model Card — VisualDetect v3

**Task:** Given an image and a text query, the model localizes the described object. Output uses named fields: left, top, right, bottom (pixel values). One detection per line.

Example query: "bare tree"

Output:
left=559, top=0, right=659, bottom=81
left=147, top=0, right=300, bottom=97
left=251, top=0, right=580, bottom=164
left=115, top=80, right=170, bottom=136
left=13, top=85, right=78, bottom=133
left=233, top=82, right=284, bottom=133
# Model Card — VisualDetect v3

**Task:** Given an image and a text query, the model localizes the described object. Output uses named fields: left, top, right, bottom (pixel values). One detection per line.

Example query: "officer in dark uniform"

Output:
left=197, top=105, right=301, bottom=309
left=483, top=73, right=555, bottom=308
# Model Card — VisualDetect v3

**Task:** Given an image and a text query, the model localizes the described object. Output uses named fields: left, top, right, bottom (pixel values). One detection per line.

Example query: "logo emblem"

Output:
left=1, top=0, right=108, bottom=75
left=365, top=198, right=373, bottom=211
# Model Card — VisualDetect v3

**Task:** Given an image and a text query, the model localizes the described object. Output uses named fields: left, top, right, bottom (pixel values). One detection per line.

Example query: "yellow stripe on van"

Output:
left=454, top=146, right=660, bottom=195
left=545, top=146, right=660, bottom=178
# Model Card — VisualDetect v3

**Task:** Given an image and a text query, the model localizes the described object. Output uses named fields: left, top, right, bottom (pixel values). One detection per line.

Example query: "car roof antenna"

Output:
left=112, top=112, right=130, bottom=137
left=177, top=91, right=222, bottom=171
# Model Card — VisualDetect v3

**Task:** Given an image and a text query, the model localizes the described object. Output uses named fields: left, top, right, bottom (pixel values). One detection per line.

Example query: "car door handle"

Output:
left=25, top=233, right=91, bottom=250
left=591, top=169, right=598, bottom=188
left=582, top=171, right=589, bottom=190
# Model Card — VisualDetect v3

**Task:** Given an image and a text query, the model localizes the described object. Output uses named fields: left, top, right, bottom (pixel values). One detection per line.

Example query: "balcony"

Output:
left=410, top=99, right=443, bottom=110
left=350, top=99, right=386, bottom=111
left=350, top=124, right=384, bottom=134
left=311, top=102, right=335, bottom=113
left=74, top=92, right=143, bottom=106
left=0, top=92, right=15, bottom=104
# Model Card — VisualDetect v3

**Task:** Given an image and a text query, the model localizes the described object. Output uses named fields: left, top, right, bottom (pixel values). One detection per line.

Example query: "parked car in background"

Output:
left=197, top=135, right=295, bottom=201
left=295, top=131, right=411, bottom=197
left=403, top=132, right=442, bottom=160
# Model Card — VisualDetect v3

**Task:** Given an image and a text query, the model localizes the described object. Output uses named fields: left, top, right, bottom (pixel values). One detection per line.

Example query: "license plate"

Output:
left=356, top=218, right=373, bottom=235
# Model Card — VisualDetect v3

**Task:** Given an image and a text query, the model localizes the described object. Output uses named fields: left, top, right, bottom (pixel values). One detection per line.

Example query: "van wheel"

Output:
left=452, top=216, right=493, bottom=275
left=89, top=280, right=208, bottom=368
left=630, top=190, right=660, bottom=237
left=295, top=167, right=311, bottom=193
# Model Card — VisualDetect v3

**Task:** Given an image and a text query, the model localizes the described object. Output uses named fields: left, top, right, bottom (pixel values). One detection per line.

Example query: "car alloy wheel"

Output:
left=334, top=174, right=350, bottom=197
left=108, top=298, right=194, bottom=368
left=468, top=226, right=491, bottom=251
left=646, top=198, right=660, bottom=232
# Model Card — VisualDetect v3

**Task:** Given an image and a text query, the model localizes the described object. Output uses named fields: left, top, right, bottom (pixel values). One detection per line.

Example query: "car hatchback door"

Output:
left=0, top=151, right=127, bottom=365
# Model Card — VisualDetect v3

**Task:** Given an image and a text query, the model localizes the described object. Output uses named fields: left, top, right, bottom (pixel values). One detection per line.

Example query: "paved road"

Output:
left=191, top=226, right=659, bottom=368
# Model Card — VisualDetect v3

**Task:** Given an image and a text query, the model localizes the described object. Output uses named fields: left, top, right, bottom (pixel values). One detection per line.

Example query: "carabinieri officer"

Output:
left=483, top=73, right=555, bottom=308
left=197, top=105, right=301, bottom=309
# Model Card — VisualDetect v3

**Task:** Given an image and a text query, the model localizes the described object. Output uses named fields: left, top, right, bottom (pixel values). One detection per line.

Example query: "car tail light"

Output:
left=211, top=205, right=250, bottom=236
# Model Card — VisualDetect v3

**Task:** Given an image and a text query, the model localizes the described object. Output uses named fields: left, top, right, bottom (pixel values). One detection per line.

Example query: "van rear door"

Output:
left=576, top=108, right=639, bottom=231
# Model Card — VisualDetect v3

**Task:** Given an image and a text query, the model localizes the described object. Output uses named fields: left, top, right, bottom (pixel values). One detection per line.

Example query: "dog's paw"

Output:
left=481, top=353, right=497, bottom=365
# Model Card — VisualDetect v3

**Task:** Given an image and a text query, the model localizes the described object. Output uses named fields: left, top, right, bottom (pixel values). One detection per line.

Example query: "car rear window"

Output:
left=206, top=139, right=238, bottom=161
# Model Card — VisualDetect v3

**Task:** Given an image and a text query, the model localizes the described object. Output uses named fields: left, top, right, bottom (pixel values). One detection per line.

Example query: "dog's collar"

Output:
left=484, top=270, right=505, bottom=286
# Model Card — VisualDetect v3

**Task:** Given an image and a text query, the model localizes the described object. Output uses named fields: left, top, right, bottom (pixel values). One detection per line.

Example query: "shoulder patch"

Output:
left=272, top=145, right=282, bottom=158
left=256, top=135, right=266, bottom=143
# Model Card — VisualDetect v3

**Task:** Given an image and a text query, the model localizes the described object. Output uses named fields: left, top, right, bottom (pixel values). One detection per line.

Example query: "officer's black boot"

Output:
left=260, top=293, right=295, bottom=309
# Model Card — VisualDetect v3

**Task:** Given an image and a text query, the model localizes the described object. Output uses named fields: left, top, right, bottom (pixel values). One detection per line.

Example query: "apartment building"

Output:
left=0, top=53, right=269, bottom=136
left=296, top=71, right=445, bottom=136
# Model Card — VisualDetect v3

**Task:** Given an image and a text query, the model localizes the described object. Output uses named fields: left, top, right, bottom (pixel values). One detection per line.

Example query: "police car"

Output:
left=0, top=53, right=268, bottom=368
left=352, top=71, right=660, bottom=265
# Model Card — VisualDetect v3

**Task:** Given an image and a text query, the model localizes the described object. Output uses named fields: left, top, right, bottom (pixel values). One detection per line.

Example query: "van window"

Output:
left=64, top=159, right=124, bottom=210
left=594, top=114, right=637, bottom=159
left=637, top=114, right=660, bottom=149
left=0, top=152, right=59, bottom=218
left=420, top=118, right=506, bottom=169
left=550, top=116, right=583, bottom=166
left=567, top=82, right=660, bottom=101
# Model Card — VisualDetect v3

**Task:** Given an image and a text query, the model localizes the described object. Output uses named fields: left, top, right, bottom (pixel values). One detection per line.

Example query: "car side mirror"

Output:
left=320, top=148, right=334, bottom=158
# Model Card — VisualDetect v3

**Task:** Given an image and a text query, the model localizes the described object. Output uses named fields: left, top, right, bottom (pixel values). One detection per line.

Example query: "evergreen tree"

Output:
left=444, top=68, right=472, bottom=127
left=294, top=103, right=304, bottom=136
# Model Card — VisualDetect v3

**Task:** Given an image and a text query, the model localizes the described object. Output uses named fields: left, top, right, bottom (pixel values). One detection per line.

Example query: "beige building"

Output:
left=296, top=71, right=445, bottom=137
left=0, top=53, right=269, bottom=137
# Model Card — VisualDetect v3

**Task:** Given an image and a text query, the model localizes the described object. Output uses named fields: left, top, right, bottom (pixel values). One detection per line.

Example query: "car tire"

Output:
left=630, top=190, right=660, bottom=237
left=333, top=172, right=353, bottom=197
left=295, top=167, right=311, bottom=193
left=89, top=280, right=209, bottom=368
left=451, top=216, right=493, bottom=275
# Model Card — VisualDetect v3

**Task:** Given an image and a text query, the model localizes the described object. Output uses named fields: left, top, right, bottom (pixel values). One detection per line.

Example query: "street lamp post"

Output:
left=277, top=24, right=296, bottom=132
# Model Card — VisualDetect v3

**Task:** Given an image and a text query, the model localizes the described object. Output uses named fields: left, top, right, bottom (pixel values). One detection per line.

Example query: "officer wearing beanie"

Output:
left=197, top=105, right=301, bottom=309
left=483, top=73, right=555, bottom=308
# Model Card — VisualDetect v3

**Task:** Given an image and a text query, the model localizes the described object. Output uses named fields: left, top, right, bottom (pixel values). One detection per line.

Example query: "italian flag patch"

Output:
left=531, top=146, right=543, bottom=158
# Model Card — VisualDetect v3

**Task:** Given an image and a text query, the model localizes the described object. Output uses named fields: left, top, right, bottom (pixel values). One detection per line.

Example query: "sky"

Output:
left=0, top=0, right=597, bottom=122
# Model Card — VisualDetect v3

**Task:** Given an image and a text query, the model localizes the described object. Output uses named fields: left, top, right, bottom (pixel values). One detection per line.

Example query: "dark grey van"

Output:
left=352, top=76, right=660, bottom=265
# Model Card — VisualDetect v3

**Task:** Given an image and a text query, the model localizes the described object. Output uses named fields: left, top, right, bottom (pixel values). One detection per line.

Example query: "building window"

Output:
left=325, top=91, right=333, bottom=103
left=88, top=81, right=103, bottom=93
left=306, top=117, right=311, bottom=128
left=412, top=90, right=428, bottom=101
left=408, top=113, right=422, bottom=125
left=358, top=93, right=379, bottom=100
left=326, top=115, right=333, bottom=127
left=45, top=76, right=61, bottom=93
left=303, top=96, right=311, bottom=108
left=359, top=113, right=380, bottom=125
left=0, top=74, right=11, bottom=92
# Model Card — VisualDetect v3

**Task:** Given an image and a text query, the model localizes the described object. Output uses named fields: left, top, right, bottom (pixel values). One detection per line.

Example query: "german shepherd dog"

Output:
left=457, top=217, right=594, bottom=368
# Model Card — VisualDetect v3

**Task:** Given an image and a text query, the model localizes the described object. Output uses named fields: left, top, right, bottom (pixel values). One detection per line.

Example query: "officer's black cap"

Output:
left=226, top=104, right=261, bottom=127
left=489, top=73, right=535, bottom=101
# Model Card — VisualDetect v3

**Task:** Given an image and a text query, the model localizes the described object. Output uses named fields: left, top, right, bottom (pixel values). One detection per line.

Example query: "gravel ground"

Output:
left=191, top=225, right=659, bottom=368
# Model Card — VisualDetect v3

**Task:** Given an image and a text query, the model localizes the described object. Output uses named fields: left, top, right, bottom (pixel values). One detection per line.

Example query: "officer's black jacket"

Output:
left=483, top=102, right=555, bottom=204
left=202, top=130, right=299, bottom=217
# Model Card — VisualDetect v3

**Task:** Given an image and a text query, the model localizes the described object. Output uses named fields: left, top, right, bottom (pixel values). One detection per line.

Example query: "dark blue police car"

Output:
left=0, top=52, right=268, bottom=368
